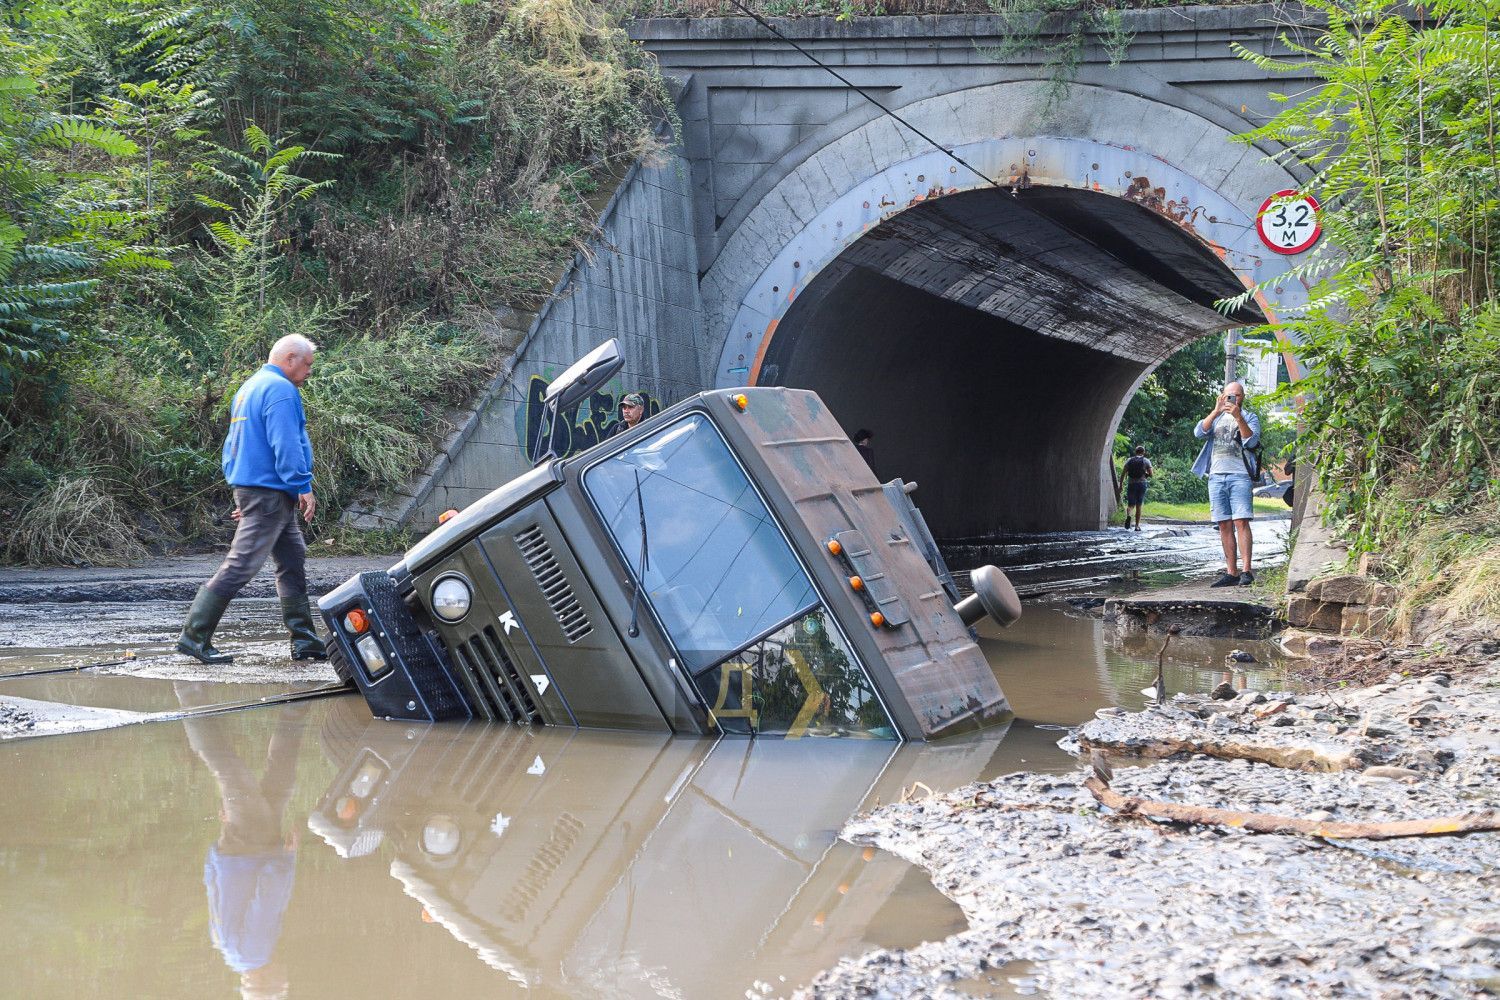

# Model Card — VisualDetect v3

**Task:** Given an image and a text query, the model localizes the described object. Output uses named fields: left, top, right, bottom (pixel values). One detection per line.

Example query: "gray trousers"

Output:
left=205, top=487, right=308, bottom=600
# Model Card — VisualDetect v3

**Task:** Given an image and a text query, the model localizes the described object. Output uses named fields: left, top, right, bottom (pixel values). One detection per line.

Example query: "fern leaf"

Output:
left=42, top=119, right=140, bottom=157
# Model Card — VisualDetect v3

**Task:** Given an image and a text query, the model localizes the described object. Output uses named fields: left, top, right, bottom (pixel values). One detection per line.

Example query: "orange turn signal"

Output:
left=438, top=508, right=459, bottom=525
left=870, top=611, right=886, bottom=628
left=849, top=575, right=864, bottom=591
left=344, top=608, right=370, bottom=635
left=732, top=393, right=749, bottom=411
left=827, top=539, right=843, bottom=556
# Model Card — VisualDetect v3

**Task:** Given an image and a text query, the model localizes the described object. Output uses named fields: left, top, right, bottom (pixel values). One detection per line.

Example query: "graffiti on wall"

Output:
left=519, top=373, right=663, bottom=463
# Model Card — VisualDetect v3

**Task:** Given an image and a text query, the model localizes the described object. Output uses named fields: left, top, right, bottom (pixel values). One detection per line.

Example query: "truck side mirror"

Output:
left=545, top=339, right=624, bottom=410
left=534, top=339, right=626, bottom=464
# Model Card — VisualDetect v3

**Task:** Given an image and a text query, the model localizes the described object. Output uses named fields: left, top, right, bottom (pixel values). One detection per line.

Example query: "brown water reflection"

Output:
left=0, top=604, right=1289, bottom=998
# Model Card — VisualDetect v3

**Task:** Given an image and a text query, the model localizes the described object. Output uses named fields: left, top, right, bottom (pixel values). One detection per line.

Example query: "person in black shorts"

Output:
left=1123, top=445, right=1153, bottom=531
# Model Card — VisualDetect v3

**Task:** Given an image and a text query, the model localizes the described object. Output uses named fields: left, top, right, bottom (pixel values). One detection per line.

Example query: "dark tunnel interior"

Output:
left=756, top=186, right=1263, bottom=538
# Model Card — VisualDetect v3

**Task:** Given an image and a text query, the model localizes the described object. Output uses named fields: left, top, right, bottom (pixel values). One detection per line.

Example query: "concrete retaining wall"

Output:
left=345, top=147, right=710, bottom=530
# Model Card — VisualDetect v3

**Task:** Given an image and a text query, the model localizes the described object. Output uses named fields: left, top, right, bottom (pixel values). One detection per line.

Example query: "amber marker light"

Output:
left=344, top=608, right=370, bottom=635
left=438, top=508, right=459, bottom=525
left=826, top=539, right=843, bottom=556
left=870, top=611, right=886, bottom=628
left=849, top=575, right=864, bottom=591
left=732, top=393, right=749, bottom=411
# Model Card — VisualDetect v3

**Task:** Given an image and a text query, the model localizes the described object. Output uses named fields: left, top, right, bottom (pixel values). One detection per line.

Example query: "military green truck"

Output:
left=319, top=340, right=1021, bottom=740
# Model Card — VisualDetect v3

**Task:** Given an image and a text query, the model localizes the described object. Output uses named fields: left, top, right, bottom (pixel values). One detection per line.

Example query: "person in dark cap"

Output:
left=608, top=392, right=647, bottom=438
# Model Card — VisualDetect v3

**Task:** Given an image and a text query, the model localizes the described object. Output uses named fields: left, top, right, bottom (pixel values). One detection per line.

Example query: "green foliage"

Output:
left=1117, top=333, right=1224, bottom=463
left=1143, top=453, right=1203, bottom=504
left=0, top=15, right=147, bottom=389
left=1225, top=0, right=1500, bottom=572
left=980, top=0, right=1133, bottom=110
left=0, top=0, right=671, bottom=563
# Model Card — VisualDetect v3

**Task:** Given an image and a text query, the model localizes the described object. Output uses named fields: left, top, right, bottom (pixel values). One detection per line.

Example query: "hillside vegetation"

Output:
left=0, top=0, right=669, bottom=563
left=1225, top=0, right=1500, bottom=630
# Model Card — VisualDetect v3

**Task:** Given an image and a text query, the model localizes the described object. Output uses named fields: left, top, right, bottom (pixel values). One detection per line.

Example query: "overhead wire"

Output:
left=721, top=0, right=1006, bottom=190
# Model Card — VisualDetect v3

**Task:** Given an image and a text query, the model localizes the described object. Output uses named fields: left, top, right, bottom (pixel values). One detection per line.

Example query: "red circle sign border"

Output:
left=1256, top=189, right=1322, bottom=255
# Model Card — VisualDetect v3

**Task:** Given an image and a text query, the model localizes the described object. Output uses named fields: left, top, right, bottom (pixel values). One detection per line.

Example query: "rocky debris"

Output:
left=1282, top=627, right=1496, bottom=688
left=95, top=648, right=338, bottom=684
left=0, top=554, right=394, bottom=605
left=0, top=700, right=38, bottom=734
left=799, top=661, right=1500, bottom=1000
left=1288, top=571, right=1402, bottom=641
left=0, top=695, right=150, bottom=740
left=1068, top=688, right=1369, bottom=773
left=1102, top=592, right=1276, bottom=639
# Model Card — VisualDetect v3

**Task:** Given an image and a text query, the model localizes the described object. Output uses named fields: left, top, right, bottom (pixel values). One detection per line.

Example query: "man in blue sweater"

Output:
left=177, top=334, right=328, bottom=663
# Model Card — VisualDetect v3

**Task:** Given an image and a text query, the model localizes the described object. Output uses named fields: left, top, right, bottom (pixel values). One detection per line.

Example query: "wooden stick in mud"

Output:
left=1082, top=776, right=1500, bottom=841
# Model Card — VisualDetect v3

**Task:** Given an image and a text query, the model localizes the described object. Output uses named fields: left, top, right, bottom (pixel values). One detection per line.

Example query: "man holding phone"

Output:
left=1192, top=380, right=1261, bottom=586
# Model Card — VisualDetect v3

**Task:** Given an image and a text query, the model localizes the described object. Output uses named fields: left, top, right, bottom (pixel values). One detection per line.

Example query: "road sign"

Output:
left=1256, top=190, right=1321, bottom=255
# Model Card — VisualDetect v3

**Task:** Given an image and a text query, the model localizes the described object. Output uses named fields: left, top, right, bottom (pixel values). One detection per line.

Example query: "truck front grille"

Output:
left=445, top=628, right=541, bottom=724
left=516, top=524, right=593, bottom=643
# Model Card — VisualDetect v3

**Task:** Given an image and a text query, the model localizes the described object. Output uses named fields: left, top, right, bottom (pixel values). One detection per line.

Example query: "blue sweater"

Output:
left=222, top=365, right=314, bottom=495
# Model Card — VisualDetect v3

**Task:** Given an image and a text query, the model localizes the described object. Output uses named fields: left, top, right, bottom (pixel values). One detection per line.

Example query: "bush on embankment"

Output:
left=1228, top=0, right=1500, bottom=633
left=0, top=0, right=671, bottom=564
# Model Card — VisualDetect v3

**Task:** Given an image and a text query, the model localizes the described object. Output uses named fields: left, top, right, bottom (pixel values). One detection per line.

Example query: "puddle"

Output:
left=947, top=519, right=1290, bottom=595
left=0, top=595, right=1296, bottom=998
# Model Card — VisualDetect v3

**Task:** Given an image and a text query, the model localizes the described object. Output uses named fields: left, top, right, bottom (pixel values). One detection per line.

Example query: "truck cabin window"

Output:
left=583, top=414, right=894, bottom=738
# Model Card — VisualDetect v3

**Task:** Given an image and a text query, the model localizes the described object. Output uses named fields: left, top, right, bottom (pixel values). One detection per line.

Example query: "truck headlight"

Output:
left=356, top=634, right=389, bottom=678
left=431, top=575, right=472, bottom=622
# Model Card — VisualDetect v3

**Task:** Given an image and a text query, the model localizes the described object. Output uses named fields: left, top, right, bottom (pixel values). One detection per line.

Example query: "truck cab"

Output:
left=320, top=341, right=1020, bottom=740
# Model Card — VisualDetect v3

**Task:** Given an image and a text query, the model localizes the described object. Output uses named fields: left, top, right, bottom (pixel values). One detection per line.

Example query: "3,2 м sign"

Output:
left=1256, top=190, right=1321, bottom=255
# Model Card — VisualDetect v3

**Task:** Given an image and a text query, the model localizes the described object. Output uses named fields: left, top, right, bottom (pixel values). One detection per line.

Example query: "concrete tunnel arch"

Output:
left=701, top=80, right=1310, bottom=537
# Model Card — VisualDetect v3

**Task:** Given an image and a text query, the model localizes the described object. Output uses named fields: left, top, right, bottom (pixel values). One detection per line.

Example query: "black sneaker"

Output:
left=1238, top=571, right=1255, bottom=586
left=1210, top=573, right=1240, bottom=588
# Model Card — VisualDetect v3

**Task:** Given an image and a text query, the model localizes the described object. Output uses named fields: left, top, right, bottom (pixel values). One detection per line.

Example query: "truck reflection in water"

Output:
left=308, top=699, right=1014, bottom=996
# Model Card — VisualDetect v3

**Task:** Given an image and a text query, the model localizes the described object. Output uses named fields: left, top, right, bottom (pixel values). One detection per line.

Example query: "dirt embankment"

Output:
left=800, top=644, right=1500, bottom=999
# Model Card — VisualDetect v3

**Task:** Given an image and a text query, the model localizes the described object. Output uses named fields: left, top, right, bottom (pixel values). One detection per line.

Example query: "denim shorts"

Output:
left=1207, top=472, right=1254, bottom=523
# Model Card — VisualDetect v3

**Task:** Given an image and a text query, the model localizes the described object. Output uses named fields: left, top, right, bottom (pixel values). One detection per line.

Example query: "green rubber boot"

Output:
left=282, top=594, right=328, bottom=661
left=176, top=587, right=235, bottom=664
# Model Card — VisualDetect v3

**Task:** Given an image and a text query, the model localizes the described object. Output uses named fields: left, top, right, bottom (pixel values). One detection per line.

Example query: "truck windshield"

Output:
left=583, top=413, right=894, bottom=737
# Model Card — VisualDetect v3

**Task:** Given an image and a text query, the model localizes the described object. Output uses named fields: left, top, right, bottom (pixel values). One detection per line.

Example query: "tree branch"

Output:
left=1083, top=776, right=1500, bottom=841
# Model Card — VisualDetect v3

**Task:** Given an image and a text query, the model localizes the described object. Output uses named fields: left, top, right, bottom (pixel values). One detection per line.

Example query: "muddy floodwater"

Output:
left=0, top=593, right=1291, bottom=999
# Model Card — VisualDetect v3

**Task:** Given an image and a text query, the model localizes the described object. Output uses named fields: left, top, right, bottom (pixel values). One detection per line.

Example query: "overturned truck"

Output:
left=320, top=341, right=1021, bottom=740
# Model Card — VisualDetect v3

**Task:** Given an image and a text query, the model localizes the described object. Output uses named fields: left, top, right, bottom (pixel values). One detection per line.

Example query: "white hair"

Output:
left=268, top=333, right=317, bottom=362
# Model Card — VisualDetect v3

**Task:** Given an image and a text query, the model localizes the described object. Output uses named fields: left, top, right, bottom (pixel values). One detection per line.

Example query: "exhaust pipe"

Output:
left=954, top=565, right=1022, bottom=628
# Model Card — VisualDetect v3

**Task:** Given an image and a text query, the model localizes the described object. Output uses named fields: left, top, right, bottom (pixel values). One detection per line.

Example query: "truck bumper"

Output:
left=318, top=571, right=473, bottom=722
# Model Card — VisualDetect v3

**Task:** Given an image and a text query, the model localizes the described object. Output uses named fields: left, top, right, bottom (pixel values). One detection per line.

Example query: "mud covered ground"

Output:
left=802, top=653, right=1500, bottom=999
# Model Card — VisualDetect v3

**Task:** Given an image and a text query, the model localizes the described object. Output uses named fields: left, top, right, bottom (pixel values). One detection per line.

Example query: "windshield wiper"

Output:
left=628, top=468, right=650, bottom=638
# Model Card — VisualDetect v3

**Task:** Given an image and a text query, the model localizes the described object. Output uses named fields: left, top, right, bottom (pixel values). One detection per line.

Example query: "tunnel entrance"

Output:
left=754, top=186, right=1266, bottom=538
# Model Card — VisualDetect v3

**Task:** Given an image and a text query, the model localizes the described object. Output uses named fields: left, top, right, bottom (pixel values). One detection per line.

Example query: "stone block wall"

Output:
left=345, top=147, right=712, bottom=530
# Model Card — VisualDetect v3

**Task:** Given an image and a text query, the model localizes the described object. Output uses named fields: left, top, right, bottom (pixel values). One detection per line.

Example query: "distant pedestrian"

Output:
left=176, top=334, right=328, bottom=664
left=1192, top=380, right=1262, bottom=587
left=608, top=392, right=646, bottom=438
left=852, top=429, right=875, bottom=472
left=1123, top=445, right=1153, bottom=531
